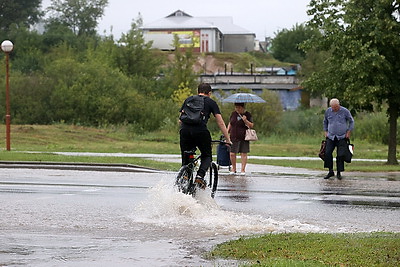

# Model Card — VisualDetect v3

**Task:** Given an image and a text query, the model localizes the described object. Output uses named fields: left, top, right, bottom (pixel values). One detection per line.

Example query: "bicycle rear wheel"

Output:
left=175, top=165, right=195, bottom=195
left=208, top=162, right=218, bottom=198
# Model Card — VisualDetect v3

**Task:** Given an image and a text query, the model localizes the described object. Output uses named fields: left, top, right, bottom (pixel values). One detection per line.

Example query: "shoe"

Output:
left=337, top=172, right=342, bottom=180
left=239, top=172, right=246, bottom=176
left=194, top=176, right=206, bottom=189
left=229, top=171, right=236, bottom=175
left=324, top=171, right=335, bottom=179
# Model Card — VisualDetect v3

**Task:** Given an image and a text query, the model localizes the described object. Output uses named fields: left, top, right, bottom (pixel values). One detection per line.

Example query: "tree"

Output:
left=47, top=0, right=108, bottom=36
left=0, top=0, right=42, bottom=34
left=303, top=0, right=400, bottom=164
left=163, top=35, right=198, bottom=98
left=271, top=23, right=318, bottom=63
left=115, top=17, right=161, bottom=79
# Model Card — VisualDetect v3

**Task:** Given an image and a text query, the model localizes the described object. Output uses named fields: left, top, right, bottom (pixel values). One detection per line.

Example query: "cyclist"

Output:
left=179, top=83, right=232, bottom=189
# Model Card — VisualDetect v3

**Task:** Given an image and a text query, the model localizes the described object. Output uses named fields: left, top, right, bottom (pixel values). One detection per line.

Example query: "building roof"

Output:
left=141, top=10, right=254, bottom=35
left=199, top=16, right=253, bottom=35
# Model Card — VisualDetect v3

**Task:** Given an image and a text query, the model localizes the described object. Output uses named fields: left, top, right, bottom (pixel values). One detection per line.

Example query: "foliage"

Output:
left=303, top=0, right=400, bottom=164
left=44, top=57, right=135, bottom=125
left=246, top=90, right=283, bottom=135
left=354, top=111, right=400, bottom=145
left=0, top=0, right=42, bottom=34
left=162, top=35, right=198, bottom=98
left=4, top=26, right=46, bottom=74
left=274, top=107, right=324, bottom=137
left=171, top=82, right=193, bottom=104
left=271, top=23, right=318, bottom=64
left=47, top=0, right=108, bottom=36
left=115, top=17, right=162, bottom=79
left=42, top=20, right=79, bottom=49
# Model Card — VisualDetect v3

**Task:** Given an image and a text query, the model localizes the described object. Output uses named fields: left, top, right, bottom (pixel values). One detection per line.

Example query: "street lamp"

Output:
left=1, top=40, right=14, bottom=151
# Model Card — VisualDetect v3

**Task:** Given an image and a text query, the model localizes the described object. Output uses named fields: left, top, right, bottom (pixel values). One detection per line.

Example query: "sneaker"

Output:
left=337, top=172, right=342, bottom=180
left=194, top=176, right=206, bottom=189
left=229, top=171, right=236, bottom=175
left=324, top=171, right=335, bottom=179
left=239, top=172, right=246, bottom=176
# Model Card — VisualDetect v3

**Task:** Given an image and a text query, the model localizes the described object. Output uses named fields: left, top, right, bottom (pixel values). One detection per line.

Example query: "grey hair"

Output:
left=329, top=98, right=340, bottom=106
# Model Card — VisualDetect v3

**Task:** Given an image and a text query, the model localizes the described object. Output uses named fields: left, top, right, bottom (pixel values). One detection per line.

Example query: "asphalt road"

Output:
left=0, top=163, right=399, bottom=266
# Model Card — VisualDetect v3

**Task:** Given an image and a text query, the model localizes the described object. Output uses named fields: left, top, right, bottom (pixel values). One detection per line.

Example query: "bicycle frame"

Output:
left=175, top=140, right=227, bottom=198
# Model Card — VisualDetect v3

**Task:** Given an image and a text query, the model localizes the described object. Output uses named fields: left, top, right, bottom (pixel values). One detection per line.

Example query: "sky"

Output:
left=42, top=0, right=312, bottom=40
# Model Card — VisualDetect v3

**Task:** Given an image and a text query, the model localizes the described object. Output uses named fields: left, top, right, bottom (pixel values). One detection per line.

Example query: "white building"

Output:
left=141, top=10, right=255, bottom=53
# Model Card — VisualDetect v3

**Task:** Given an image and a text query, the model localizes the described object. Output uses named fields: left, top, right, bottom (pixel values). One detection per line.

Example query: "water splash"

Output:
left=133, top=180, right=323, bottom=235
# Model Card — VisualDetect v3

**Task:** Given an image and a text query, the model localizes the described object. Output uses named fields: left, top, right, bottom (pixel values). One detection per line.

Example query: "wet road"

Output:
left=1, top=165, right=399, bottom=266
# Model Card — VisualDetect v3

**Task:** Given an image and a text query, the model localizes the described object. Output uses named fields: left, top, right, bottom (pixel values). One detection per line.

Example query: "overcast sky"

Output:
left=42, top=0, right=312, bottom=40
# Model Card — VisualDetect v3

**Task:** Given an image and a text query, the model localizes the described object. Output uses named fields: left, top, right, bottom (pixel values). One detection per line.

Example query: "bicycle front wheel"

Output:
left=208, top=162, right=219, bottom=198
left=175, top=165, right=195, bottom=195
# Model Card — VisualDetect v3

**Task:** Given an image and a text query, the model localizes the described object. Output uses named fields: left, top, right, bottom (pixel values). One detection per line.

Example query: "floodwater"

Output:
left=0, top=166, right=399, bottom=266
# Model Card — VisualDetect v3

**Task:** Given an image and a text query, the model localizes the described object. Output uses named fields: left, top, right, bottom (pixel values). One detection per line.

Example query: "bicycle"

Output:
left=175, top=140, right=229, bottom=198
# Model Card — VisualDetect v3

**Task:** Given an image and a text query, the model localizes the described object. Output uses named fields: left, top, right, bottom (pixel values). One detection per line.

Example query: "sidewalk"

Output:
left=10, top=151, right=396, bottom=179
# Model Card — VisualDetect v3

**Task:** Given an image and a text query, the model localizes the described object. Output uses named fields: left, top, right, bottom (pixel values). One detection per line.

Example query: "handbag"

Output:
left=344, top=139, right=354, bottom=163
left=318, top=139, right=326, bottom=160
left=237, top=112, right=258, bottom=141
left=245, top=128, right=258, bottom=141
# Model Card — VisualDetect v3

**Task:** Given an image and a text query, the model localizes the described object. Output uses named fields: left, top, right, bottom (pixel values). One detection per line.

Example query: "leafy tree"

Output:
left=115, top=17, right=161, bottom=79
left=271, top=24, right=318, bottom=63
left=0, top=0, right=42, bottom=34
left=47, top=0, right=108, bottom=36
left=303, top=0, right=400, bottom=164
left=42, top=20, right=79, bottom=49
left=163, top=35, right=198, bottom=98
left=2, top=26, right=46, bottom=74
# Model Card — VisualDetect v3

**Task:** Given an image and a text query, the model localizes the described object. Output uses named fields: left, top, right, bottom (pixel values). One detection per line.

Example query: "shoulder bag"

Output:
left=237, top=112, right=258, bottom=141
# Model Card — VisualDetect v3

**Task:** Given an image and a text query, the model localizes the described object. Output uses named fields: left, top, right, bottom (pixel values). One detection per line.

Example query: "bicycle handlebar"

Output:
left=211, top=140, right=231, bottom=146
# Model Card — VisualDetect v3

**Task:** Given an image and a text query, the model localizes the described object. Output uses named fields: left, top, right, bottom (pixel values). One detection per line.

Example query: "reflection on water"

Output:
left=319, top=177, right=400, bottom=208
left=218, top=175, right=250, bottom=202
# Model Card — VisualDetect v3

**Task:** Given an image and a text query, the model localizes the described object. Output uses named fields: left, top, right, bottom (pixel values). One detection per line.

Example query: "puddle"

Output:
left=133, top=180, right=324, bottom=237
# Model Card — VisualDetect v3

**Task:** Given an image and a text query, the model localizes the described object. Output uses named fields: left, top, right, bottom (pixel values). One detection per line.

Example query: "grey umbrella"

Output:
left=222, top=93, right=266, bottom=103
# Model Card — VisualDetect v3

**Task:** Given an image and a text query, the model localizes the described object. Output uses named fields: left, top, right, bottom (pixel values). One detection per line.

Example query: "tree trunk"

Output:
left=387, top=103, right=398, bottom=165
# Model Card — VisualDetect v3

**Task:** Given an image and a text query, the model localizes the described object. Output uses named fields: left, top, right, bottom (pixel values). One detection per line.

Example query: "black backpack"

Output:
left=179, top=95, right=205, bottom=125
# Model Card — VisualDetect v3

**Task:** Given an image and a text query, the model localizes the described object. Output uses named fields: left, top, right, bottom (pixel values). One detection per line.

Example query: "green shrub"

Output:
left=274, top=107, right=324, bottom=137
left=354, top=111, right=398, bottom=145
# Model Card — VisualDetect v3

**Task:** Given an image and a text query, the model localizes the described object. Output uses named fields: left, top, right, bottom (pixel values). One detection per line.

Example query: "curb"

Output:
left=0, top=161, right=163, bottom=173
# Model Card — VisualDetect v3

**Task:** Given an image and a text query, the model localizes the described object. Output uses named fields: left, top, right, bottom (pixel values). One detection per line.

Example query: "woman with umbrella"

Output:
left=227, top=102, right=254, bottom=175
left=223, top=93, right=265, bottom=175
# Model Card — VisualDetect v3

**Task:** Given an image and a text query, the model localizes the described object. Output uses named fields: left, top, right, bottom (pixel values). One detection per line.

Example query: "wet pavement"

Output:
left=0, top=157, right=399, bottom=266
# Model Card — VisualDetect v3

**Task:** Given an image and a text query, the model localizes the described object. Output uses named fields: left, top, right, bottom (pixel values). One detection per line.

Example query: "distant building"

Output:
left=141, top=10, right=255, bottom=53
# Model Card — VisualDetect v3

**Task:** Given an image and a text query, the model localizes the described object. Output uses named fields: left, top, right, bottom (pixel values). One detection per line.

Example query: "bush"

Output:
left=354, top=112, right=395, bottom=144
left=272, top=107, right=323, bottom=137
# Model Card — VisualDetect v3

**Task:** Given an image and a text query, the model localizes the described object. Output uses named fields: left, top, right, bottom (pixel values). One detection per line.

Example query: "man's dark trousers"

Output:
left=180, top=128, right=212, bottom=178
left=324, top=137, right=347, bottom=172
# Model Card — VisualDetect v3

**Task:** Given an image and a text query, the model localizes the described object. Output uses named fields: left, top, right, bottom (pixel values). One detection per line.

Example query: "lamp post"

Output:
left=1, top=40, right=14, bottom=151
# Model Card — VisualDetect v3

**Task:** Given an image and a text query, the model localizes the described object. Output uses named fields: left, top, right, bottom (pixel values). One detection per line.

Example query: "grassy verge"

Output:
left=0, top=151, right=180, bottom=171
left=208, top=232, right=400, bottom=266
left=0, top=124, right=398, bottom=172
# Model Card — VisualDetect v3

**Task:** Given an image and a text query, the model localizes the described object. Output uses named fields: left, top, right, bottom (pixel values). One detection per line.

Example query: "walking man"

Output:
left=323, top=98, right=354, bottom=179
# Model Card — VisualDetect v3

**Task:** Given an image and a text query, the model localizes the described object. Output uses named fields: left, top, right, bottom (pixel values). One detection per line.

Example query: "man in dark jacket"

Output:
left=323, top=98, right=354, bottom=179
left=179, top=83, right=231, bottom=188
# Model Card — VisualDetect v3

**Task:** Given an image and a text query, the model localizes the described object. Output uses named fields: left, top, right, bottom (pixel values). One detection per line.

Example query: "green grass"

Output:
left=208, top=232, right=400, bottom=266
left=0, top=124, right=398, bottom=172
left=0, top=151, right=180, bottom=171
